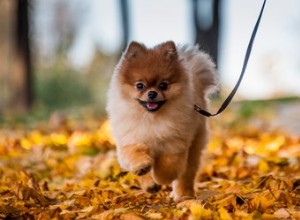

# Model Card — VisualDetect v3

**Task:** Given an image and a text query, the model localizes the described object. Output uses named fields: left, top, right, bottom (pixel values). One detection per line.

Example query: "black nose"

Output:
left=148, top=91, right=157, bottom=100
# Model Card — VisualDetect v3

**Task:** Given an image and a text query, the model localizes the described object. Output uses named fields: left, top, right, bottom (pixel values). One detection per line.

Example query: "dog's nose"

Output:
left=148, top=91, right=157, bottom=100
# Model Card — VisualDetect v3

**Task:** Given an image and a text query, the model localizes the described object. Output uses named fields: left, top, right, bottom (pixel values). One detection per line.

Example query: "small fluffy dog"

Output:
left=106, top=41, right=217, bottom=201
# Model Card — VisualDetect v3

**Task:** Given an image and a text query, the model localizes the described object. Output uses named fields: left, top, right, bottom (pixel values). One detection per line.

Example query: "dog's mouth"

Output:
left=138, top=100, right=166, bottom=112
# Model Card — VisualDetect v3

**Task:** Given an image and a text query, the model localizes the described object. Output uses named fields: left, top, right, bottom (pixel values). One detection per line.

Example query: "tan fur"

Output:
left=106, top=41, right=217, bottom=202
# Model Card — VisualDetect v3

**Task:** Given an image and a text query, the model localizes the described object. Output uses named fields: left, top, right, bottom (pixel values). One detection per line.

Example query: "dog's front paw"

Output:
left=120, top=143, right=153, bottom=176
left=132, top=163, right=151, bottom=176
left=172, top=195, right=195, bottom=203
left=146, top=183, right=162, bottom=193
left=139, top=172, right=161, bottom=193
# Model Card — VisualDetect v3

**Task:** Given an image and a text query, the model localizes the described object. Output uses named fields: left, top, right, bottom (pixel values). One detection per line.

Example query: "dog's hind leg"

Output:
left=172, top=126, right=208, bottom=202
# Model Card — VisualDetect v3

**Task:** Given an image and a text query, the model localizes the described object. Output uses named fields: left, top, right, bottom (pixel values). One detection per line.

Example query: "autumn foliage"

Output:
left=1, top=107, right=300, bottom=219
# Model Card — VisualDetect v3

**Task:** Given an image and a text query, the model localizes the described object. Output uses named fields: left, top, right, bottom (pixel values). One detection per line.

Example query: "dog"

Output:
left=106, top=41, right=217, bottom=201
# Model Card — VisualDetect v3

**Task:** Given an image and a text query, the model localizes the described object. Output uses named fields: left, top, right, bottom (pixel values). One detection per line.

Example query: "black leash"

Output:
left=194, top=0, right=267, bottom=117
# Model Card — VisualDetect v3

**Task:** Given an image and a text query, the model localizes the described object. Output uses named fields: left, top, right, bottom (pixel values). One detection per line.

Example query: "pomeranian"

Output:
left=106, top=41, right=217, bottom=202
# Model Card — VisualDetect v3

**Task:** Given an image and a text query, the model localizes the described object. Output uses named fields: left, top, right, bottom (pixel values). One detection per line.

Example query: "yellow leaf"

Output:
left=172, top=209, right=185, bottom=218
left=258, top=159, right=269, bottom=173
left=120, top=212, right=144, bottom=220
left=20, top=138, right=31, bottom=150
left=190, top=203, right=212, bottom=218
left=234, top=210, right=249, bottom=218
left=80, top=206, right=94, bottom=213
left=274, top=208, right=290, bottom=219
left=15, top=183, right=55, bottom=207
left=219, top=207, right=232, bottom=220
left=145, top=212, right=163, bottom=219
left=29, top=130, right=44, bottom=145
left=92, top=210, right=113, bottom=220
left=97, top=120, right=115, bottom=146
left=250, top=194, right=273, bottom=211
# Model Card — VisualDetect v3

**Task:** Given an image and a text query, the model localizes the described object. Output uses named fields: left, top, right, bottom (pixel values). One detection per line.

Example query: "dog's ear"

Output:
left=159, top=41, right=177, bottom=60
left=124, top=41, right=146, bottom=59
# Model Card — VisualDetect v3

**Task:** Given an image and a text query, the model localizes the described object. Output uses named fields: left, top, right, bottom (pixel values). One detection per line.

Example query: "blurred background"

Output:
left=0, top=0, right=300, bottom=117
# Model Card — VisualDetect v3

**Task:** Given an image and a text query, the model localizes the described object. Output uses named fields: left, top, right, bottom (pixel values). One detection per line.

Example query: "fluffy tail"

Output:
left=178, top=45, right=218, bottom=99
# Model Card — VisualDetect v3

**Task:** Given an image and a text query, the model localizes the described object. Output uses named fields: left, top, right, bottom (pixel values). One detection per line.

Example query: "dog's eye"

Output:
left=159, top=82, right=168, bottom=91
left=136, top=82, right=146, bottom=91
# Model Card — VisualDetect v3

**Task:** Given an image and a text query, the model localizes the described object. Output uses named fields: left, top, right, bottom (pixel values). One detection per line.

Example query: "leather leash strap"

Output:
left=194, top=0, right=267, bottom=117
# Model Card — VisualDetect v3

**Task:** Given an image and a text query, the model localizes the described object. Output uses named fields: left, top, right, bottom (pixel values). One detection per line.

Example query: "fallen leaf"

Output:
left=274, top=208, right=290, bottom=219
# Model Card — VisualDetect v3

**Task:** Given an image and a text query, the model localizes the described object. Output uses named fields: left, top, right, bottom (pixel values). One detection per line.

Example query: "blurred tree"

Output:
left=0, top=0, right=33, bottom=113
left=0, top=1, right=14, bottom=112
left=192, top=0, right=220, bottom=66
left=119, top=0, right=130, bottom=53
left=14, top=0, right=33, bottom=110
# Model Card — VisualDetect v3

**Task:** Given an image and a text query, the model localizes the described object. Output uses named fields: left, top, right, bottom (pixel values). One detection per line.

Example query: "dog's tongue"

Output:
left=146, top=102, right=158, bottom=110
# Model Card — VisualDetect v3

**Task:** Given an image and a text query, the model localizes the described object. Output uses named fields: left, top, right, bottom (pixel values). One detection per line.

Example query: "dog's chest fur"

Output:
left=109, top=99, right=197, bottom=154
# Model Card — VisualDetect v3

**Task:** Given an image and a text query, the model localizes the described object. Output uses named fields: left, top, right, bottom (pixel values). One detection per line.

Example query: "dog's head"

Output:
left=116, top=41, right=188, bottom=112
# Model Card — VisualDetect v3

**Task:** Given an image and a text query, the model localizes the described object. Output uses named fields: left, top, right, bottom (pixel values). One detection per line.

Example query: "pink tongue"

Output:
left=146, top=102, right=158, bottom=110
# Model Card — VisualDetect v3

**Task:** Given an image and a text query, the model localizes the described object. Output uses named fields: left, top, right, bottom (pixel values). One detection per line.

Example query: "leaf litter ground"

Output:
left=1, top=100, right=300, bottom=219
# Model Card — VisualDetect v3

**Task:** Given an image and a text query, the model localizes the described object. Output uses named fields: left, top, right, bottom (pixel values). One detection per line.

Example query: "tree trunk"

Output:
left=0, top=0, right=16, bottom=113
left=192, top=0, right=220, bottom=67
left=119, top=0, right=130, bottom=53
left=14, top=0, right=33, bottom=110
